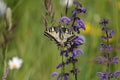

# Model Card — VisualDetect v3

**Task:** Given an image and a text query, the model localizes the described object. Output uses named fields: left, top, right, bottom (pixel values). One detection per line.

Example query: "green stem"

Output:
left=2, top=44, right=8, bottom=74
left=61, top=54, right=64, bottom=80
left=106, top=30, right=110, bottom=80
left=72, top=60, right=77, bottom=80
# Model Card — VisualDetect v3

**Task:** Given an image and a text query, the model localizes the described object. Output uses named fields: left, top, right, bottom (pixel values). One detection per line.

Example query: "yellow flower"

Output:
left=82, top=22, right=91, bottom=34
left=117, top=1, right=120, bottom=9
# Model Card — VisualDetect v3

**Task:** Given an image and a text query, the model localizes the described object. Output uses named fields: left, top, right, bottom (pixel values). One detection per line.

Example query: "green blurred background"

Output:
left=0, top=0, right=120, bottom=80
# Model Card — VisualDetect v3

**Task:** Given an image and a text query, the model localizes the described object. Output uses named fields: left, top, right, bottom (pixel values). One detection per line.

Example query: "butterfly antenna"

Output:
left=65, top=0, right=69, bottom=16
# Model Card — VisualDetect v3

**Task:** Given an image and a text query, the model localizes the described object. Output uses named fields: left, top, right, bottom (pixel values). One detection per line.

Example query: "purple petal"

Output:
left=76, top=48, right=84, bottom=54
left=109, top=30, right=114, bottom=38
left=72, top=10, right=77, bottom=17
left=97, top=56, right=105, bottom=64
left=109, top=73, right=114, bottom=78
left=74, top=36, right=85, bottom=45
left=64, top=75, right=68, bottom=80
left=97, top=72, right=107, bottom=79
left=100, top=43, right=106, bottom=50
left=72, top=48, right=83, bottom=56
left=56, top=63, right=62, bottom=69
left=114, top=71, right=120, bottom=78
left=60, top=16, right=71, bottom=24
left=107, top=45, right=112, bottom=52
left=99, top=19, right=108, bottom=25
left=97, top=72, right=104, bottom=77
left=52, top=72, right=59, bottom=77
left=76, top=19, right=85, bottom=30
left=112, top=56, right=118, bottom=64
left=57, top=77, right=61, bottom=80
left=101, top=35, right=108, bottom=40
left=60, top=50, right=68, bottom=57
left=81, top=8, right=86, bottom=13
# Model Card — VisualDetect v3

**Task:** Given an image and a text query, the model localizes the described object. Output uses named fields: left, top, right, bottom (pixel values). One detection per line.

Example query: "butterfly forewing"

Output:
left=44, top=26, right=76, bottom=46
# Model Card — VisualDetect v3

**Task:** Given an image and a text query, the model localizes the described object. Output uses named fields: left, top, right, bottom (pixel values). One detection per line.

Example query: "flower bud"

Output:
left=5, top=7, right=12, bottom=31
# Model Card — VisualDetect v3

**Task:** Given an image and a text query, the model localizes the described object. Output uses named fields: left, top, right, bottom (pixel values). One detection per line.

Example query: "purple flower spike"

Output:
left=81, top=8, right=86, bottom=13
left=112, top=56, right=119, bottom=64
left=72, top=48, right=83, bottom=56
left=52, top=72, right=59, bottom=77
left=76, top=19, right=85, bottom=30
left=97, top=72, right=107, bottom=80
left=60, top=16, right=71, bottom=25
left=114, top=71, right=120, bottom=78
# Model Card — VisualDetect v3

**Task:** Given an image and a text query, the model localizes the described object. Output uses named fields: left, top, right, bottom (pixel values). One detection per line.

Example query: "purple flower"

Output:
left=72, top=19, right=85, bottom=34
left=113, top=71, right=120, bottom=78
left=107, top=45, right=112, bottom=52
left=52, top=72, right=59, bottom=77
left=112, top=56, right=119, bottom=64
left=99, top=19, right=108, bottom=26
left=109, top=30, right=114, bottom=38
left=72, top=48, right=83, bottom=56
left=97, top=72, right=107, bottom=80
left=52, top=72, right=61, bottom=80
left=100, top=43, right=106, bottom=51
left=72, top=8, right=86, bottom=17
left=100, top=43, right=112, bottom=52
left=97, top=56, right=105, bottom=64
left=56, top=63, right=62, bottom=69
left=64, top=73, right=69, bottom=80
left=60, top=50, right=68, bottom=57
left=81, top=8, right=86, bottom=13
left=76, top=19, right=85, bottom=30
left=52, top=72, right=69, bottom=80
left=110, top=71, right=120, bottom=78
left=72, top=9, right=77, bottom=18
left=74, top=36, right=85, bottom=46
left=60, top=16, right=71, bottom=25
left=102, top=30, right=114, bottom=39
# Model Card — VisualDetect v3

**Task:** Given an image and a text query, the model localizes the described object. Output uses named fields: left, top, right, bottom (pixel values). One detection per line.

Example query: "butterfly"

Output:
left=44, top=25, right=76, bottom=47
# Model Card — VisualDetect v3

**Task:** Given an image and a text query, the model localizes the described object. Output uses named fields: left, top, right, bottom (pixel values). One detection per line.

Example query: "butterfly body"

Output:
left=44, top=26, right=76, bottom=47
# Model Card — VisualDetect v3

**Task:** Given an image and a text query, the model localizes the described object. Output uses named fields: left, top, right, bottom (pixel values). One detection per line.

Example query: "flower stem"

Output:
left=72, top=59, right=77, bottom=80
left=2, top=44, right=8, bottom=74
left=61, top=54, right=65, bottom=80
left=2, top=67, right=10, bottom=80
left=106, top=30, right=110, bottom=80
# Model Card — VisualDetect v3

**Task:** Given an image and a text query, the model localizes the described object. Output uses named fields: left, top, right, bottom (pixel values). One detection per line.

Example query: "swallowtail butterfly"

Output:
left=44, top=26, right=76, bottom=47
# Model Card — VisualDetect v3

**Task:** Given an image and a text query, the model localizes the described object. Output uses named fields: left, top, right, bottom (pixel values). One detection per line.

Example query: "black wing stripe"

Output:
left=44, top=31, right=59, bottom=44
left=67, top=35, right=76, bottom=42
